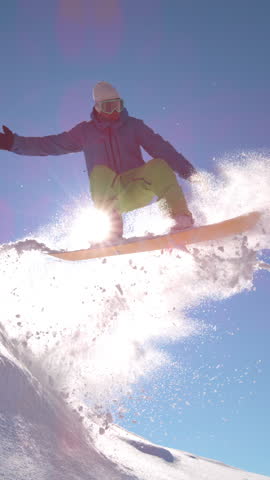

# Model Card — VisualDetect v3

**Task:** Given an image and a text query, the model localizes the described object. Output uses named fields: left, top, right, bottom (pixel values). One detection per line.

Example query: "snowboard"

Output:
left=48, top=211, right=261, bottom=262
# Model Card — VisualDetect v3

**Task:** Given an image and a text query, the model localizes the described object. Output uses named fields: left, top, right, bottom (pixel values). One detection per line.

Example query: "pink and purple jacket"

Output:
left=11, top=108, right=196, bottom=179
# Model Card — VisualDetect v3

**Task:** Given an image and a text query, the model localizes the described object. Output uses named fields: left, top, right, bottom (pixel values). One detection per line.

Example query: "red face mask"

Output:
left=98, top=110, right=120, bottom=121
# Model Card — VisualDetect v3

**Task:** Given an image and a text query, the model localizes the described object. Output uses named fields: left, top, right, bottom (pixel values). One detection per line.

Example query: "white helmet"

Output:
left=92, top=81, right=123, bottom=114
left=93, top=81, right=120, bottom=99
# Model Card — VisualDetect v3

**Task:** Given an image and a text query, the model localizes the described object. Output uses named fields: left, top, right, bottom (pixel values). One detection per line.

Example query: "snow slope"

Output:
left=0, top=331, right=268, bottom=480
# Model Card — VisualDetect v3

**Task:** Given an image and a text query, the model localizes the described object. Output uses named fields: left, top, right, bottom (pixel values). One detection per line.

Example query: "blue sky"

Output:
left=0, top=1, right=270, bottom=476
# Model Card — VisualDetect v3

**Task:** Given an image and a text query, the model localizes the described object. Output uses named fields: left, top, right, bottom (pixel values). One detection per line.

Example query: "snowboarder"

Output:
left=0, top=81, right=197, bottom=242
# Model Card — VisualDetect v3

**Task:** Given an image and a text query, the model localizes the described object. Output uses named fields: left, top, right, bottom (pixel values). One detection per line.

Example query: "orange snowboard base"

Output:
left=48, top=211, right=261, bottom=262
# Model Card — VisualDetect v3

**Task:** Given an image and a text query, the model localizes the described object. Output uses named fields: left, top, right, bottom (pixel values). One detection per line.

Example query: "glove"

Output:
left=189, top=171, right=204, bottom=184
left=0, top=125, right=14, bottom=151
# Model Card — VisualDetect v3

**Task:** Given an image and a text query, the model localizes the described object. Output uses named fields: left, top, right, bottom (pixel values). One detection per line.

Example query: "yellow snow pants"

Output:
left=90, top=158, right=191, bottom=217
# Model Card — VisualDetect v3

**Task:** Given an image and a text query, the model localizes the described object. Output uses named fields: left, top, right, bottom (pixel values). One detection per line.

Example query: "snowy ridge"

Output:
left=0, top=333, right=268, bottom=480
left=0, top=329, right=134, bottom=480
left=0, top=238, right=54, bottom=255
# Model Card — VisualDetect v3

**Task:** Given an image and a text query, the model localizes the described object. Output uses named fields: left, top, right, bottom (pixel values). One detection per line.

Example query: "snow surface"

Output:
left=1, top=154, right=270, bottom=479
left=0, top=335, right=268, bottom=480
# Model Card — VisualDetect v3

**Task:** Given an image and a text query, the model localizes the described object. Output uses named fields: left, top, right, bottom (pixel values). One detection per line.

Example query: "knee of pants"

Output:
left=145, top=158, right=175, bottom=181
left=146, top=158, right=172, bottom=172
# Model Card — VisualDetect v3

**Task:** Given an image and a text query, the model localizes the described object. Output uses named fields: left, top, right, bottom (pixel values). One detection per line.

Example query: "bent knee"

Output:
left=146, top=158, right=172, bottom=173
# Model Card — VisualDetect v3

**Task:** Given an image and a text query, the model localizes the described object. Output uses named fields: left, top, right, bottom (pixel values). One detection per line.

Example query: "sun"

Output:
left=69, top=206, right=111, bottom=247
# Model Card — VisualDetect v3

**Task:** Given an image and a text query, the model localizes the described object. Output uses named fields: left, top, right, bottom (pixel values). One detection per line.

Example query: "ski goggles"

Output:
left=97, top=98, right=124, bottom=114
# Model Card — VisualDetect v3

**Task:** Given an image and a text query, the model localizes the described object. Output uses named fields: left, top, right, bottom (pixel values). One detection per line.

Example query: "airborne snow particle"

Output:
left=115, top=284, right=123, bottom=295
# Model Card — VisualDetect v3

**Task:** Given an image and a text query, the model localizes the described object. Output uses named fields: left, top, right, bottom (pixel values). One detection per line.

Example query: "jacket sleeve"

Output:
left=135, top=119, right=196, bottom=180
left=11, top=122, right=86, bottom=156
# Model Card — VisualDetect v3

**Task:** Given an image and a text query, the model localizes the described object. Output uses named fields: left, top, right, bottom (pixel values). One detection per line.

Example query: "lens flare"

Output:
left=69, top=207, right=111, bottom=245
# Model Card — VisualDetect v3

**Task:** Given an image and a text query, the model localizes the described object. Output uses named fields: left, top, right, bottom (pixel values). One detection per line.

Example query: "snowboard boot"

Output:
left=170, top=214, right=194, bottom=234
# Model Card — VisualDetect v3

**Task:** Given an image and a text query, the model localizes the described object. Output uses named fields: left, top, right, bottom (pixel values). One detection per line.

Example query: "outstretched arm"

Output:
left=135, top=119, right=197, bottom=180
left=0, top=122, right=86, bottom=156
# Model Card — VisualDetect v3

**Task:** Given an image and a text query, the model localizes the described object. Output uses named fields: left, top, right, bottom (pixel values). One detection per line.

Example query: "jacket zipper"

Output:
left=108, top=127, right=118, bottom=173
